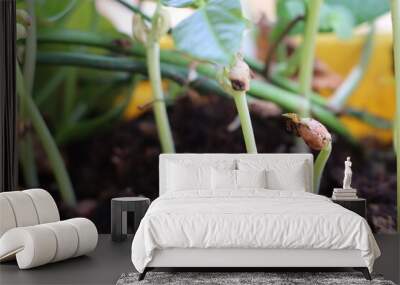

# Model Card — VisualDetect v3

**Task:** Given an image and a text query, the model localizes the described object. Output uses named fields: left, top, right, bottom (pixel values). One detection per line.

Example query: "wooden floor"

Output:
left=0, top=234, right=398, bottom=285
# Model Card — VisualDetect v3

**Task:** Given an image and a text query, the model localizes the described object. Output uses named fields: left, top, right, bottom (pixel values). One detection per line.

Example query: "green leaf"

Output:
left=319, top=5, right=355, bottom=39
left=172, top=0, right=247, bottom=64
left=325, top=0, right=390, bottom=25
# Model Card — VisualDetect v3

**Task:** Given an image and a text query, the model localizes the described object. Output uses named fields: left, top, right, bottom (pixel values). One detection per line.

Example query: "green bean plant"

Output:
left=283, top=113, right=332, bottom=193
left=16, top=0, right=394, bottom=207
left=160, top=0, right=254, bottom=152
left=132, top=2, right=175, bottom=153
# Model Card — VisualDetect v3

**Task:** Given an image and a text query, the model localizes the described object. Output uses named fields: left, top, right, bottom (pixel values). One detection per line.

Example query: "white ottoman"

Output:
left=0, top=189, right=98, bottom=269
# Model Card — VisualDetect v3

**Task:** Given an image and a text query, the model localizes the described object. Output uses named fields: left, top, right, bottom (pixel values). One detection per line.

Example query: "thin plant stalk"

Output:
left=20, top=0, right=39, bottom=187
left=329, top=25, right=374, bottom=111
left=143, top=4, right=175, bottom=153
left=147, top=42, right=175, bottom=153
left=233, top=93, right=257, bottom=153
left=298, top=0, right=323, bottom=117
left=222, top=55, right=257, bottom=153
left=16, top=63, right=76, bottom=206
left=390, top=0, right=400, bottom=232
left=313, top=142, right=332, bottom=193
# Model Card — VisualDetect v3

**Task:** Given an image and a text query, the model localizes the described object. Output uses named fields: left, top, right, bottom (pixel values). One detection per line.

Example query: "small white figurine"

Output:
left=343, top=157, right=352, bottom=189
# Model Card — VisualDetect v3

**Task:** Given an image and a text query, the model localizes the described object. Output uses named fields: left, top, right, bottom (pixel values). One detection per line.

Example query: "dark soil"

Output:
left=38, top=94, right=397, bottom=233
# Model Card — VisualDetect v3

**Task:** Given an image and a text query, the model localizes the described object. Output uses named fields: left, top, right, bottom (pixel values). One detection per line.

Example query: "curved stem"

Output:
left=264, top=15, right=304, bottom=78
left=390, top=0, right=400, bottom=232
left=20, top=0, right=38, bottom=187
left=298, top=0, right=323, bottom=117
left=313, top=141, right=332, bottom=193
left=232, top=92, right=257, bottom=153
left=16, top=63, right=76, bottom=206
left=329, top=24, right=374, bottom=111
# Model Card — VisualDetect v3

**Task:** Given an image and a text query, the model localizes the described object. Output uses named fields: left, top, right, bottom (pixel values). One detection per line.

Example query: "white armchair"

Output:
left=0, top=189, right=98, bottom=269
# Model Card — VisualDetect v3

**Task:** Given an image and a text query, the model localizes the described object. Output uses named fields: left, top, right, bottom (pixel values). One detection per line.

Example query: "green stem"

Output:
left=329, top=25, right=374, bottom=111
left=20, top=0, right=38, bottom=187
left=269, top=73, right=328, bottom=107
left=390, top=0, right=400, bottom=232
left=36, top=51, right=354, bottom=142
left=298, top=0, right=323, bottom=117
left=147, top=43, right=175, bottom=153
left=232, top=93, right=257, bottom=153
left=313, top=142, right=332, bottom=193
left=16, top=63, right=76, bottom=206
left=145, top=5, right=175, bottom=153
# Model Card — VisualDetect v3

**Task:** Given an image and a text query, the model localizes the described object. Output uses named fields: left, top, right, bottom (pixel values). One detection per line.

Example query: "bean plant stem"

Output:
left=313, top=142, right=332, bottom=193
left=233, top=93, right=257, bottom=153
left=298, top=0, right=323, bottom=118
left=20, top=0, right=39, bottom=187
left=390, top=0, right=400, bottom=232
left=16, top=63, right=76, bottom=206
left=147, top=42, right=175, bottom=153
left=145, top=4, right=175, bottom=153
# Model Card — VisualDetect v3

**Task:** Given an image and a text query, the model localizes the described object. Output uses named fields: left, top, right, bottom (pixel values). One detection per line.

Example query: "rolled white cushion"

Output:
left=1, top=191, right=39, bottom=227
left=0, top=218, right=98, bottom=269
left=42, top=221, right=79, bottom=262
left=0, top=226, right=57, bottom=269
left=65, top=218, right=98, bottom=257
left=23, top=189, right=60, bottom=223
left=0, top=195, right=17, bottom=237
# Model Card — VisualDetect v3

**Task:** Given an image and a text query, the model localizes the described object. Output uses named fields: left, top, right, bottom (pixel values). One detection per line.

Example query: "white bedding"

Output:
left=131, top=190, right=380, bottom=273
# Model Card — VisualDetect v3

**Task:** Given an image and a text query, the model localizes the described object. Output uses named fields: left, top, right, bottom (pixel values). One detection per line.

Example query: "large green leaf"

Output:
left=325, top=0, right=390, bottom=25
left=172, top=0, right=247, bottom=64
left=319, top=4, right=355, bottom=39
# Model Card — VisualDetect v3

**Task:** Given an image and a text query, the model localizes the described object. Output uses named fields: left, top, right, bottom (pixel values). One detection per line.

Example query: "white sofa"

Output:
left=0, top=189, right=98, bottom=269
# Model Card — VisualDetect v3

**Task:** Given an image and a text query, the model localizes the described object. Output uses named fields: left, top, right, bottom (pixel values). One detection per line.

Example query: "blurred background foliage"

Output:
left=15, top=0, right=397, bottom=233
